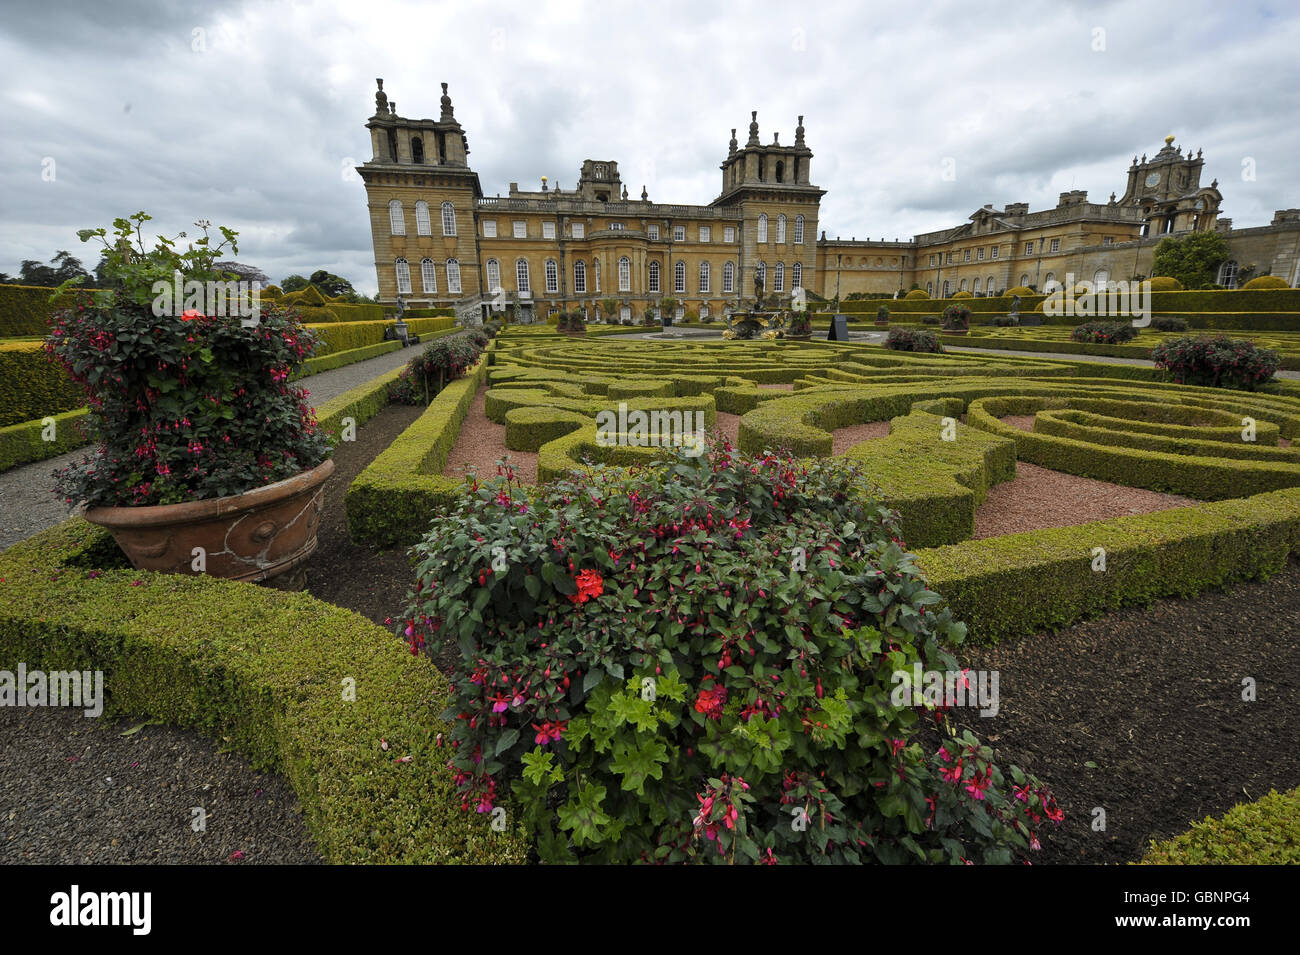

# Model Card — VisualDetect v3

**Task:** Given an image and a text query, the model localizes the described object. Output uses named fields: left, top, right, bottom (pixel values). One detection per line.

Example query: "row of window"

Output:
left=754, top=214, right=804, bottom=244
left=398, top=256, right=804, bottom=297
left=921, top=268, right=1118, bottom=298
left=926, top=235, right=1119, bottom=268
left=394, top=257, right=462, bottom=295
left=389, top=200, right=456, bottom=237
left=929, top=245, right=1002, bottom=267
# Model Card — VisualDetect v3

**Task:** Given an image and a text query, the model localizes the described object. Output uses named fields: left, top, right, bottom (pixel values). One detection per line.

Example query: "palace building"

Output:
left=358, top=80, right=1299, bottom=320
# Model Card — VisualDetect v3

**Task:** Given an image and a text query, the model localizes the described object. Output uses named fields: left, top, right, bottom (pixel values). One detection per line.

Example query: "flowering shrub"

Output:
left=388, top=329, right=485, bottom=404
left=403, top=445, right=1059, bottom=864
left=941, top=304, right=971, bottom=330
left=1151, top=335, right=1280, bottom=391
left=876, top=305, right=890, bottom=322
left=786, top=313, right=811, bottom=336
left=885, top=328, right=943, bottom=353
left=555, top=312, right=586, bottom=333
left=1150, top=316, right=1188, bottom=332
left=45, top=213, right=330, bottom=507
left=1070, top=321, right=1137, bottom=345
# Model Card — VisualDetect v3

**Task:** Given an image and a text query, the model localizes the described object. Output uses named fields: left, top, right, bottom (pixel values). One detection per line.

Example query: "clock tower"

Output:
left=1118, top=135, right=1222, bottom=234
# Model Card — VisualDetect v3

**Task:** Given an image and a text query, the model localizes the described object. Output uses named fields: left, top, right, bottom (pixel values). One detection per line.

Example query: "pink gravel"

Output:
left=974, top=461, right=1198, bottom=538
left=757, top=383, right=795, bottom=391
left=833, top=420, right=891, bottom=455
left=442, top=386, right=539, bottom=485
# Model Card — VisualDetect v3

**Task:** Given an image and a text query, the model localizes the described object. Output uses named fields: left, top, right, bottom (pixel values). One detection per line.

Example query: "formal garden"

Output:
left=3, top=220, right=1300, bottom=865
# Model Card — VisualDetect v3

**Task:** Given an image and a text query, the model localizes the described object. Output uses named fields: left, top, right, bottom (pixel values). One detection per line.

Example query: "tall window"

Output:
left=1218, top=260, right=1239, bottom=287
left=395, top=258, right=411, bottom=294
left=987, top=275, right=994, bottom=292
left=973, top=278, right=982, bottom=293
left=516, top=258, right=530, bottom=293
left=648, top=224, right=660, bottom=240
left=757, top=214, right=768, bottom=243
left=959, top=279, right=967, bottom=291
left=446, top=258, right=462, bottom=294
left=700, top=226, right=710, bottom=242
left=513, top=220, right=526, bottom=238
left=699, top=261, right=710, bottom=292
left=618, top=256, right=631, bottom=292
left=572, top=222, right=584, bottom=238
left=388, top=200, right=405, bottom=236
left=673, top=225, right=685, bottom=241
left=543, top=221, right=556, bottom=239
left=723, top=261, right=735, bottom=293
left=649, top=261, right=660, bottom=293
left=674, top=260, right=686, bottom=293
left=792, top=262, right=802, bottom=288
left=941, top=280, right=950, bottom=297
left=573, top=260, right=587, bottom=293
left=724, top=226, right=736, bottom=243
left=977, top=247, right=985, bottom=260
left=1025, top=242, right=1034, bottom=255
left=1020, top=274, right=1030, bottom=286
left=927, top=282, right=933, bottom=296
left=1049, top=238, right=1060, bottom=252
left=441, top=202, right=457, bottom=236
left=545, top=259, right=558, bottom=293
left=794, top=215, right=804, bottom=244
left=1094, top=269, right=1109, bottom=288
left=415, top=201, right=432, bottom=236
left=776, top=214, right=786, bottom=244
left=483, top=220, right=497, bottom=238
left=991, top=246, right=999, bottom=259
left=1044, top=272, right=1057, bottom=291
left=773, top=262, right=785, bottom=292
left=486, top=259, right=500, bottom=293
left=420, top=257, right=437, bottom=293
left=593, top=258, right=601, bottom=292
left=756, top=261, right=766, bottom=289
left=963, top=249, right=971, bottom=262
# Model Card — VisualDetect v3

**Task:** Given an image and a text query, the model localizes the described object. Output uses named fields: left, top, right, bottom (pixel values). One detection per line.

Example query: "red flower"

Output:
left=181, top=309, right=205, bottom=321
left=568, top=568, right=604, bottom=605
left=693, top=678, right=727, bottom=719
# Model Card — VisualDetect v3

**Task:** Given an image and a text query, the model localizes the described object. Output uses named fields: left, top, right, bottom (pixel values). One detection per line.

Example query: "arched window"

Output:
left=1044, top=272, right=1057, bottom=292
left=941, top=280, right=951, bottom=297
left=1019, top=274, right=1030, bottom=286
left=593, top=258, right=601, bottom=292
left=927, top=282, right=934, bottom=296
left=388, top=200, right=405, bottom=236
left=411, top=137, right=424, bottom=163
left=792, top=262, right=802, bottom=289
left=756, top=261, right=767, bottom=289
left=395, top=258, right=411, bottom=294
left=757, top=214, right=768, bottom=243
left=516, top=258, right=530, bottom=294
left=486, top=259, right=501, bottom=294
left=573, top=260, right=587, bottom=294
left=794, top=215, right=805, bottom=244
left=674, top=260, right=686, bottom=293
left=415, top=201, right=432, bottom=236
left=776, top=214, right=787, bottom=244
left=618, top=256, right=631, bottom=292
left=699, top=261, right=710, bottom=293
left=774, top=262, right=785, bottom=292
left=1218, top=260, right=1239, bottom=287
left=973, top=277, right=981, bottom=294
left=649, top=261, right=660, bottom=293
left=959, top=279, right=967, bottom=292
left=723, top=261, right=735, bottom=293
left=987, top=276, right=995, bottom=293
left=441, top=201, right=457, bottom=236
left=1094, top=269, right=1110, bottom=289
left=420, top=257, right=437, bottom=293
left=545, top=259, right=558, bottom=293
left=446, top=258, right=462, bottom=294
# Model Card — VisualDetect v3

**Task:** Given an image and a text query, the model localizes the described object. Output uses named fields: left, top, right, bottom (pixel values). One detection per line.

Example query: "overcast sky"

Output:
left=2, top=0, right=1297, bottom=295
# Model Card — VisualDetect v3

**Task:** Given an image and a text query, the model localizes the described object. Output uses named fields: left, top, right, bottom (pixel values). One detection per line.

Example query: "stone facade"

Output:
left=360, top=84, right=1297, bottom=312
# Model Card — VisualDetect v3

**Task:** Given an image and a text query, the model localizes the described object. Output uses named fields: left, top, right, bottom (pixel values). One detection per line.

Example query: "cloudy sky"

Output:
left=2, top=0, right=1297, bottom=295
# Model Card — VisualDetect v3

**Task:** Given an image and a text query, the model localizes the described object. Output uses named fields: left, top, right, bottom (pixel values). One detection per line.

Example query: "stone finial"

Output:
left=440, top=82, right=455, bottom=122
left=728, top=128, right=738, bottom=156
left=374, top=78, right=389, bottom=115
left=1141, top=153, right=1147, bottom=162
left=389, top=100, right=396, bottom=116
left=794, top=115, right=805, bottom=147
left=641, top=184, right=648, bottom=201
left=622, top=184, right=628, bottom=200
left=747, top=110, right=760, bottom=146
left=1109, top=192, right=1117, bottom=203
left=773, top=132, right=779, bottom=145
left=1211, top=178, right=1219, bottom=189
left=1197, top=147, right=1203, bottom=158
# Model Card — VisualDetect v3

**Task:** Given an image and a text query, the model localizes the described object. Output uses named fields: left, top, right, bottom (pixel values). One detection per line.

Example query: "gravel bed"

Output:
left=442, top=386, right=538, bottom=485
left=0, top=346, right=422, bottom=553
left=0, top=707, right=319, bottom=864
left=833, top=421, right=891, bottom=455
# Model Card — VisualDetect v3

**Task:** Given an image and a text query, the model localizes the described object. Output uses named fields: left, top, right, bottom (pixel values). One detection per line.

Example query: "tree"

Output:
left=214, top=261, right=270, bottom=287
left=307, top=270, right=357, bottom=298
left=15, top=251, right=93, bottom=287
left=1151, top=231, right=1230, bottom=289
left=281, top=274, right=310, bottom=293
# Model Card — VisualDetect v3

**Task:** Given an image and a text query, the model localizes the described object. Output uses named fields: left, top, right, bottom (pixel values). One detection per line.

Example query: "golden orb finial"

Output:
left=1164, top=134, right=1175, bottom=145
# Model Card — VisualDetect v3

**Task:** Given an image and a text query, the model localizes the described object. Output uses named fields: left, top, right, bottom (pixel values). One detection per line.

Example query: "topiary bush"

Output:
left=1004, top=286, right=1033, bottom=298
left=904, top=289, right=929, bottom=300
left=1071, top=321, right=1138, bottom=344
left=402, top=445, right=1059, bottom=864
left=1242, top=275, right=1289, bottom=290
left=885, top=328, right=943, bottom=353
left=1148, top=276, right=1185, bottom=292
left=1151, top=336, right=1281, bottom=391
left=952, top=291, right=973, bottom=300
left=1151, top=316, right=1189, bottom=332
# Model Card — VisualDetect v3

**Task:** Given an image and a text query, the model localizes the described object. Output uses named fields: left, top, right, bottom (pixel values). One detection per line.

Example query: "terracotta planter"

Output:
left=944, top=327, right=969, bottom=335
left=84, top=458, right=334, bottom=583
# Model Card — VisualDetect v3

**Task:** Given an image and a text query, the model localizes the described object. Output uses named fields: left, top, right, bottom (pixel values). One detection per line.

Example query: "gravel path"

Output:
left=0, top=706, right=319, bottom=864
left=943, top=343, right=1300, bottom=379
left=0, top=345, right=421, bottom=553
left=443, top=386, right=538, bottom=485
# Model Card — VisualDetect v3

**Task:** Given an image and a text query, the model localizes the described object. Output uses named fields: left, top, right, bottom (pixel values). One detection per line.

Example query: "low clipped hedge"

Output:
left=916, top=487, right=1300, bottom=643
left=1139, top=787, right=1300, bottom=864
left=0, top=520, right=529, bottom=864
left=503, top=406, right=588, bottom=451
left=0, top=284, right=75, bottom=337
left=0, top=407, right=91, bottom=472
left=0, top=342, right=84, bottom=427
left=345, top=359, right=489, bottom=547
